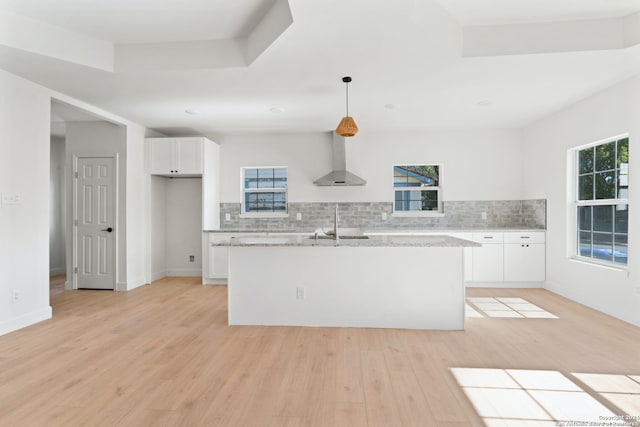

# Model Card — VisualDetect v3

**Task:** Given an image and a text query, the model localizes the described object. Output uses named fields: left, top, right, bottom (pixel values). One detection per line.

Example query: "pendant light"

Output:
left=336, top=76, right=358, bottom=137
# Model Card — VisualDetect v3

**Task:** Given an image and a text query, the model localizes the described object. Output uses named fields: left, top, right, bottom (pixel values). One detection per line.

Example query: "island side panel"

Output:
left=228, top=246, right=464, bottom=330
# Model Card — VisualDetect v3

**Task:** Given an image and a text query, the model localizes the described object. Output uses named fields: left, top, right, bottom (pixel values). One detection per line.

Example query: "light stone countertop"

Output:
left=206, top=227, right=545, bottom=234
left=211, top=234, right=480, bottom=248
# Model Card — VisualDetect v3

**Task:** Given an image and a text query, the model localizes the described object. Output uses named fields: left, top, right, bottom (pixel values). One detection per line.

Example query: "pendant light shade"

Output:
left=336, top=116, right=358, bottom=137
left=336, top=76, right=358, bottom=137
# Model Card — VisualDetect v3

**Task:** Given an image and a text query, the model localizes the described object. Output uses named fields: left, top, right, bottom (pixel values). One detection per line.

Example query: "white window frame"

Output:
left=391, top=164, right=445, bottom=217
left=240, top=166, right=289, bottom=218
left=571, top=134, right=628, bottom=268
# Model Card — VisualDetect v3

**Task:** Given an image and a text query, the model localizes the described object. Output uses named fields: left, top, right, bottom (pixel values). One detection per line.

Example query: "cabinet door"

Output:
left=149, top=138, right=175, bottom=174
left=504, top=243, right=545, bottom=282
left=208, top=245, right=229, bottom=278
left=471, top=244, right=504, bottom=281
left=175, top=137, right=202, bottom=175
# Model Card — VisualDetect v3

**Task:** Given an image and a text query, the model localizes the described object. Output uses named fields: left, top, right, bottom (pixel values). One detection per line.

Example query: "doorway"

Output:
left=49, top=99, right=124, bottom=294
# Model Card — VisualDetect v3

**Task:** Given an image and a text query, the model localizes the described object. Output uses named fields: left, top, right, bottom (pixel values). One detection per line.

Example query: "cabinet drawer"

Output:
left=472, top=232, right=503, bottom=244
left=504, top=232, right=545, bottom=244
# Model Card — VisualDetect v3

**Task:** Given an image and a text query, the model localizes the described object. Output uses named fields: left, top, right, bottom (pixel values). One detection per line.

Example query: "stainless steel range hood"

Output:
left=313, top=132, right=366, bottom=186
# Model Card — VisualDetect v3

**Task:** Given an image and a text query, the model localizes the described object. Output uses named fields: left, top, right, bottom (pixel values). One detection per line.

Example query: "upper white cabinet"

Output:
left=148, top=137, right=203, bottom=176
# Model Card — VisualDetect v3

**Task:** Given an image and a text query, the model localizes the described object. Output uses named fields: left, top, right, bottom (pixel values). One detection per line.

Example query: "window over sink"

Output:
left=241, top=167, right=288, bottom=215
left=393, top=164, right=443, bottom=215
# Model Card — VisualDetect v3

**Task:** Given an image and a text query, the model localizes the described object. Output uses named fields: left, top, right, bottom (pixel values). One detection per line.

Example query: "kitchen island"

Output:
left=213, top=234, right=478, bottom=330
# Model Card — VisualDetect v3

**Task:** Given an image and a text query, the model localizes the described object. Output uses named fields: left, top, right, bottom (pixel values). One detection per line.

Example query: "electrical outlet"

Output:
left=635, top=286, right=640, bottom=296
left=381, top=212, right=388, bottom=221
left=189, top=255, right=195, bottom=263
left=296, top=287, right=305, bottom=300
left=225, top=213, right=231, bottom=221
left=481, top=212, right=487, bottom=220
left=11, top=290, right=20, bottom=303
left=296, top=212, right=302, bottom=221
left=2, top=193, right=20, bottom=205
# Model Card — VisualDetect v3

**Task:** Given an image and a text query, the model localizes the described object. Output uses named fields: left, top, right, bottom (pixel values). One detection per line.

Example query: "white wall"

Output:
left=49, top=136, right=66, bottom=276
left=219, top=129, right=524, bottom=203
left=165, top=178, right=202, bottom=276
left=522, top=74, right=640, bottom=327
left=0, top=70, right=52, bottom=335
left=125, top=124, right=150, bottom=290
left=150, top=176, right=167, bottom=281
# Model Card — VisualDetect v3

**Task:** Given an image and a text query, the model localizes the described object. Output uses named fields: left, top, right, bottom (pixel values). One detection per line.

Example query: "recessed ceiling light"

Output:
left=270, top=107, right=285, bottom=113
left=384, top=104, right=400, bottom=110
left=477, top=100, right=493, bottom=107
left=184, top=109, right=201, bottom=115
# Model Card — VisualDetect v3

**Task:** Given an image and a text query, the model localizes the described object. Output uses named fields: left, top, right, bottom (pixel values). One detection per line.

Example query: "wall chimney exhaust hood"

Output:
left=313, top=132, right=366, bottom=186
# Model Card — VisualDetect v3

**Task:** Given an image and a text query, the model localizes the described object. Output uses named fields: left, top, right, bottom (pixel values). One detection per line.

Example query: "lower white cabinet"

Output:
left=503, top=232, right=546, bottom=282
left=468, top=231, right=545, bottom=283
left=209, top=246, right=229, bottom=279
left=208, top=233, right=233, bottom=279
left=471, top=232, right=504, bottom=281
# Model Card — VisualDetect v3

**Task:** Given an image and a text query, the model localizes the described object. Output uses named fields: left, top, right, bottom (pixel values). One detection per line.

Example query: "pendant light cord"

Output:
left=345, top=81, right=349, bottom=117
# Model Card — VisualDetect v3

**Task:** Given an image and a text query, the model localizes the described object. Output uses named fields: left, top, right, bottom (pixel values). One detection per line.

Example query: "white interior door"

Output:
left=75, top=157, right=116, bottom=289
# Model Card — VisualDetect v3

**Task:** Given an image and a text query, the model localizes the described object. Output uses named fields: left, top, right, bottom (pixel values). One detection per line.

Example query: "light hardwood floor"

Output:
left=49, top=275, right=66, bottom=298
left=1, top=277, right=639, bottom=426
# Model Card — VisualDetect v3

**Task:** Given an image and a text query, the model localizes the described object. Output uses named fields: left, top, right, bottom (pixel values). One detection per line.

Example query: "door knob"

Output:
left=101, top=227, right=113, bottom=233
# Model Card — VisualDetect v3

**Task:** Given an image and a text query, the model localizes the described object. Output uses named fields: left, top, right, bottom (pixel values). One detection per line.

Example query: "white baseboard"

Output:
left=151, top=271, right=167, bottom=282
left=466, top=281, right=544, bottom=289
left=204, top=278, right=228, bottom=285
left=0, top=306, right=53, bottom=337
left=49, top=267, right=65, bottom=276
left=124, top=281, right=147, bottom=291
left=166, top=269, right=201, bottom=277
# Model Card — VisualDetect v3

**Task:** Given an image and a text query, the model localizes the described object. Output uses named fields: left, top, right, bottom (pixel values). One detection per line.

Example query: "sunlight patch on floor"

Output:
left=465, top=297, right=558, bottom=319
left=450, top=368, right=637, bottom=426
left=573, top=373, right=640, bottom=417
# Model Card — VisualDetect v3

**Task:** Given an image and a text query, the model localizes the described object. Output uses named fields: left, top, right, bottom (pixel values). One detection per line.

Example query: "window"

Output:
left=241, top=167, right=287, bottom=214
left=393, top=165, right=442, bottom=213
left=575, top=136, right=628, bottom=265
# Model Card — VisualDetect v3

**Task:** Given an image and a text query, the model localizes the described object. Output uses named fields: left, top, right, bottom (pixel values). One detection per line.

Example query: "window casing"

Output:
left=574, top=136, right=628, bottom=266
left=241, top=167, right=288, bottom=215
left=393, top=165, right=442, bottom=213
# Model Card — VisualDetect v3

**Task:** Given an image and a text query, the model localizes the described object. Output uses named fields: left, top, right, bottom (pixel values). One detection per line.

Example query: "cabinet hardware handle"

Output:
left=483, top=236, right=493, bottom=239
left=520, top=236, right=531, bottom=239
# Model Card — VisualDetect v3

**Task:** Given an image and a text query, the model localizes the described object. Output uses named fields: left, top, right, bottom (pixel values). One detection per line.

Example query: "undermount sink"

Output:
left=234, top=237, right=290, bottom=245
left=311, top=235, right=369, bottom=240
left=313, top=227, right=366, bottom=239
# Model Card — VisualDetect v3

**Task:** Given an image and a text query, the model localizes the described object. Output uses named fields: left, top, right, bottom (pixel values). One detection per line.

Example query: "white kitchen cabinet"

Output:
left=209, top=244, right=229, bottom=279
left=148, top=137, right=203, bottom=176
left=504, top=232, right=545, bottom=282
left=470, top=232, right=504, bottom=282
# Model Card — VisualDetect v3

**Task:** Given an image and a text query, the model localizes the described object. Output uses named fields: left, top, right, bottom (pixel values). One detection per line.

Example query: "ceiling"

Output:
left=0, top=0, right=277, bottom=44
left=437, top=0, right=640, bottom=25
left=1, top=0, right=640, bottom=140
